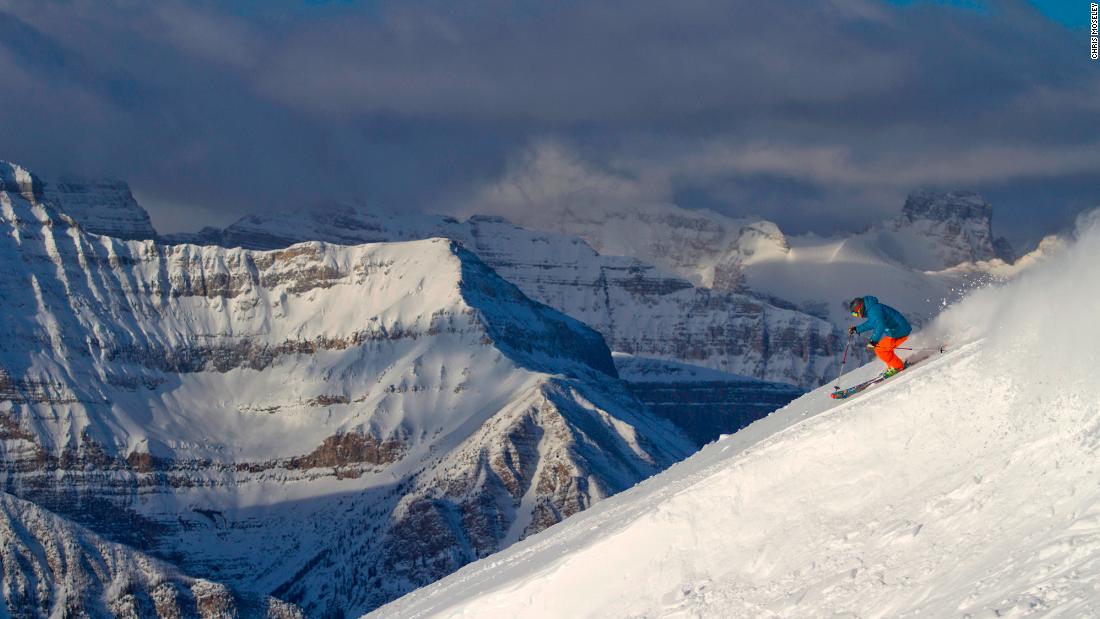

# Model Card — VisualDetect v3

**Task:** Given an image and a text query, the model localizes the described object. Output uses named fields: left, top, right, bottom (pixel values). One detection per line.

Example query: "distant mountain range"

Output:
left=497, top=190, right=1052, bottom=329
left=42, top=166, right=1051, bottom=354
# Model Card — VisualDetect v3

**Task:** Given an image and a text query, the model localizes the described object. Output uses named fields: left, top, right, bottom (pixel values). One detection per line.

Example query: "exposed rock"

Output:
left=41, top=176, right=159, bottom=240
left=895, top=190, right=1013, bottom=269
left=614, top=354, right=803, bottom=446
left=993, top=235, right=1017, bottom=263
left=0, top=161, right=42, bottom=201
left=289, top=432, right=406, bottom=470
left=902, top=189, right=991, bottom=223
left=191, top=581, right=239, bottom=619
left=274, top=377, right=685, bottom=615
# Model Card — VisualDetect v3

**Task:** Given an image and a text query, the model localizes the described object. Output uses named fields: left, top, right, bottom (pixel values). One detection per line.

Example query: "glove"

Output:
left=847, top=326, right=857, bottom=336
left=867, top=341, right=878, bottom=349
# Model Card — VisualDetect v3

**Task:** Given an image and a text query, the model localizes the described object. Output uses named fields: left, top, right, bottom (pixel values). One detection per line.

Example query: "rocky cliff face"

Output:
left=41, top=176, right=158, bottom=241
left=162, top=206, right=839, bottom=389
left=0, top=162, right=693, bottom=617
left=892, top=190, right=1015, bottom=268
left=613, top=355, right=803, bottom=446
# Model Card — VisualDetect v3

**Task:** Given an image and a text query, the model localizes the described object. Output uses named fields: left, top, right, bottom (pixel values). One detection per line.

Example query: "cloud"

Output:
left=467, top=134, right=1100, bottom=239
left=147, top=3, right=262, bottom=70
left=622, top=139, right=1100, bottom=189
left=0, top=0, right=1095, bottom=245
left=467, top=140, right=663, bottom=223
left=247, top=1, right=913, bottom=124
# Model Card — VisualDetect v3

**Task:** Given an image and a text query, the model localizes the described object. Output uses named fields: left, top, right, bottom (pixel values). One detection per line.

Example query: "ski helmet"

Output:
left=849, top=297, right=866, bottom=318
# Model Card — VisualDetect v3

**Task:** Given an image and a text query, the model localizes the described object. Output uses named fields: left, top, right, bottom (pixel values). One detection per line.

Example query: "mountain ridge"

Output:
left=156, top=203, right=840, bottom=389
left=35, top=165, right=1035, bottom=391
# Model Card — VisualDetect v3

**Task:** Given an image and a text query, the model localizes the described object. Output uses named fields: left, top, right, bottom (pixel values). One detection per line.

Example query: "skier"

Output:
left=847, top=296, right=912, bottom=378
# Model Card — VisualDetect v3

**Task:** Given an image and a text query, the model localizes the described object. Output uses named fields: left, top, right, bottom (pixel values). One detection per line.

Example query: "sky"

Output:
left=0, top=0, right=1098, bottom=249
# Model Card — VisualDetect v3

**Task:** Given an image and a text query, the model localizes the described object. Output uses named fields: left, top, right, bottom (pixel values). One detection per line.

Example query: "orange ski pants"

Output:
left=874, top=336, right=908, bottom=370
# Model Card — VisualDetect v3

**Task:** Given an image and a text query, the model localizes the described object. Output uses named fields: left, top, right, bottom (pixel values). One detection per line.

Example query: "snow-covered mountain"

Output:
left=372, top=210, right=1100, bottom=619
left=502, top=193, right=1051, bottom=330
left=161, top=206, right=839, bottom=389
left=0, top=161, right=693, bottom=616
left=0, top=491, right=304, bottom=618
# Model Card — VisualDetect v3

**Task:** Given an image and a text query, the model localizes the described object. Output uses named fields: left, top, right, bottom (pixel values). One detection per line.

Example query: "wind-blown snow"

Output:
left=372, top=210, right=1100, bottom=618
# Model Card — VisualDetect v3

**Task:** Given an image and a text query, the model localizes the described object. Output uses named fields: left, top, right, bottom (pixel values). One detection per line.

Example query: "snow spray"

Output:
left=930, top=208, right=1100, bottom=395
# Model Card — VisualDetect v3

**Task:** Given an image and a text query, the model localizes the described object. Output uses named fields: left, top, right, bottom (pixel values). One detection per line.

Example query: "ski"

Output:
left=829, top=343, right=947, bottom=400
left=830, top=376, right=887, bottom=399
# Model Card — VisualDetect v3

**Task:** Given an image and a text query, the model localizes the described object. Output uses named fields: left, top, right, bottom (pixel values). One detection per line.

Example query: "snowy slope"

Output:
left=372, top=211, right=1100, bottom=618
left=0, top=161, right=693, bottom=616
left=162, top=205, right=839, bottom=388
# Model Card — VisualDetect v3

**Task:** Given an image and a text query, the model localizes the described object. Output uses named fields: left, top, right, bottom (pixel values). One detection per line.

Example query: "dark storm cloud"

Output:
left=0, top=0, right=1097, bottom=246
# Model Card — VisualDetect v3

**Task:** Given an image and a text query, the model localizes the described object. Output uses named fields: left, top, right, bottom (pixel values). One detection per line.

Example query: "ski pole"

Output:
left=834, top=332, right=853, bottom=392
left=863, top=343, right=945, bottom=352
left=856, top=337, right=945, bottom=353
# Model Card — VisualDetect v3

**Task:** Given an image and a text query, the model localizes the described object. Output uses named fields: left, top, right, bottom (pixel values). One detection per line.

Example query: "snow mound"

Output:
left=371, top=210, right=1100, bottom=618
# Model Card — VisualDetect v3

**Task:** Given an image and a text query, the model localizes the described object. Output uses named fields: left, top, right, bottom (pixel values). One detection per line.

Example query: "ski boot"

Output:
left=882, top=361, right=909, bottom=379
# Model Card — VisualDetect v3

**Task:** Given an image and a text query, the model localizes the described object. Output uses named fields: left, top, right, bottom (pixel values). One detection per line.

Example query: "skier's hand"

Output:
left=867, top=341, right=878, bottom=349
left=847, top=326, right=857, bottom=336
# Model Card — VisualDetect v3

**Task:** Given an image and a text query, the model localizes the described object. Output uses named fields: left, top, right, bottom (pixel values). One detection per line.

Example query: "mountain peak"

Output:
left=0, top=161, right=43, bottom=201
left=895, top=190, right=1015, bottom=265
left=0, top=161, right=159, bottom=241
left=902, top=190, right=992, bottom=224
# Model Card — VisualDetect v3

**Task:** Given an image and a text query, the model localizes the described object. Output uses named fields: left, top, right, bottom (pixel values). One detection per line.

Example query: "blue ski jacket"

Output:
left=854, top=296, right=911, bottom=342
